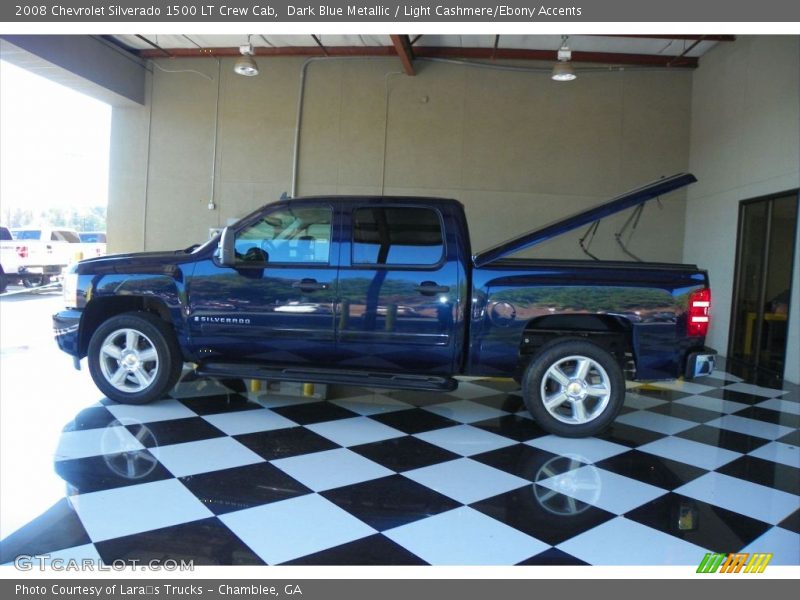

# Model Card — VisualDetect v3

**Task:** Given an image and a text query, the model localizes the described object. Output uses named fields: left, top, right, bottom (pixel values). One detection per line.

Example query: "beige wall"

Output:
left=106, top=74, right=151, bottom=253
left=109, top=54, right=693, bottom=264
left=683, top=36, right=800, bottom=383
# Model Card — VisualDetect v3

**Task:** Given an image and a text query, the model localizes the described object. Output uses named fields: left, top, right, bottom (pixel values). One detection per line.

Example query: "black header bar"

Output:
left=3, top=0, right=800, bottom=23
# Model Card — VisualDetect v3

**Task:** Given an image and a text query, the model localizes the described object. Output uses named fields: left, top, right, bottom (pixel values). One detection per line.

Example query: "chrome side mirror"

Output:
left=219, top=227, right=236, bottom=267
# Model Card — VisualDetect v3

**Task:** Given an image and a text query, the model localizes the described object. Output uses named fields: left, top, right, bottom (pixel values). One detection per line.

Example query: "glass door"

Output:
left=728, top=192, right=798, bottom=386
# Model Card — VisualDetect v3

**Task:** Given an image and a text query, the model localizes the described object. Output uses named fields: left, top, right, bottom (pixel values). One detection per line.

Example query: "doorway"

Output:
left=728, top=192, right=798, bottom=387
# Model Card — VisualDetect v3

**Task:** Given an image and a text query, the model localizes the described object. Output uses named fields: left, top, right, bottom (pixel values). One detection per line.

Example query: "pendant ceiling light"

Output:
left=552, top=36, right=577, bottom=82
left=234, top=36, right=259, bottom=77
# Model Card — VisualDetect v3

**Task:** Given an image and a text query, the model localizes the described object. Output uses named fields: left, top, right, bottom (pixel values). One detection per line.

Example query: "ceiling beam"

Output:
left=414, top=46, right=699, bottom=68
left=390, top=34, right=416, bottom=76
left=137, top=45, right=699, bottom=68
left=139, top=46, right=395, bottom=58
left=590, top=34, right=736, bottom=41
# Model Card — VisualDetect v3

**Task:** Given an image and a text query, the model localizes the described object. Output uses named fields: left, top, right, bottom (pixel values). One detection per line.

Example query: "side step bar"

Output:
left=195, top=362, right=459, bottom=393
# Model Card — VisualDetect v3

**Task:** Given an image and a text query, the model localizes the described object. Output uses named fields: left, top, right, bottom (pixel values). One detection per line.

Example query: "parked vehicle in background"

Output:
left=54, top=173, right=717, bottom=438
left=10, top=226, right=82, bottom=287
left=0, top=226, right=21, bottom=292
left=78, top=232, right=107, bottom=258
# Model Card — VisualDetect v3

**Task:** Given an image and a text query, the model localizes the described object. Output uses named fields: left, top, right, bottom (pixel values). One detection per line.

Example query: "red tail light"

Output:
left=15, top=245, right=28, bottom=259
left=688, top=288, right=711, bottom=337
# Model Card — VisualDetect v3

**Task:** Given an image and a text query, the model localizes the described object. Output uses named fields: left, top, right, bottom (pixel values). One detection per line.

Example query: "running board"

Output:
left=195, top=362, right=459, bottom=392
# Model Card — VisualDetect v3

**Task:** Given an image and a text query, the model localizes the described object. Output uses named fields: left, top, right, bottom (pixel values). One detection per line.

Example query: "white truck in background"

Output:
left=1, top=226, right=22, bottom=292
left=77, top=231, right=107, bottom=258
left=2, top=226, right=82, bottom=290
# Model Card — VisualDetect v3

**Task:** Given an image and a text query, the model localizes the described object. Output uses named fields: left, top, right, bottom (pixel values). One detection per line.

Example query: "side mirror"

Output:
left=219, top=227, right=236, bottom=267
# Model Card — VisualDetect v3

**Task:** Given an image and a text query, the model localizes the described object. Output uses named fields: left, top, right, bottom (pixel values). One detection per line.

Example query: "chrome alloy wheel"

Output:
left=98, top=328, right=160, bottom=393
left=539, top=355, right=612, bottom=425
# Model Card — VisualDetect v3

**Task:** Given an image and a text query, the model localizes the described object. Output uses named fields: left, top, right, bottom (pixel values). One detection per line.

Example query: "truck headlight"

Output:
left=63, top=273, right=79, bottom=308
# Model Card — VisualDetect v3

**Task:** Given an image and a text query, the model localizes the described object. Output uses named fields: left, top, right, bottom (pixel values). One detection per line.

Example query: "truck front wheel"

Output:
left=522, top=340, right=625, bottom=438
left=87, top=312, right=182, bottom=405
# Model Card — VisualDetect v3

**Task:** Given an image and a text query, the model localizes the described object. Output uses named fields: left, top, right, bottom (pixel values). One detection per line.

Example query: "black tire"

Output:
left=87, top=312, right=183, bottom=405
left=522, top=339, right=625, bottom=438
left=22, top=275, right=44, bottom=288
left=0, top=271, right=7, bottom=294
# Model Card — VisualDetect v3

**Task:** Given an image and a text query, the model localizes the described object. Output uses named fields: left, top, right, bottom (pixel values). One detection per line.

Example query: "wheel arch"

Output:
left=517, top=313, right=634, bottom=379
left=78, top=296, right=176, bottom=358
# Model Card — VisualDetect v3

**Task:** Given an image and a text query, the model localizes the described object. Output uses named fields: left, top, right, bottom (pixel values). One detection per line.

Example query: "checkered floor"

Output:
left=1, top=369, right=798, bottom=566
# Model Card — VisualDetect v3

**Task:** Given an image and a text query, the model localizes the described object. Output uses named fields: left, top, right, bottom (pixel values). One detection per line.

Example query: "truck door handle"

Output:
left=415, top=281, right=450, bottom=296
left=292, top=278, right=328, bottom=292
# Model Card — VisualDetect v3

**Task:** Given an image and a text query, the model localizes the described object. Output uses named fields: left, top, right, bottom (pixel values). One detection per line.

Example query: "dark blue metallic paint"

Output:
left=67, top=250, right=204, bottom=361
left=187, top=258, right=339, bottom=365
left=53, top=309, right=82, bottom=356
left=333, top=199, right=466, bottom=375
left=468, top=260, right=708, bottom=379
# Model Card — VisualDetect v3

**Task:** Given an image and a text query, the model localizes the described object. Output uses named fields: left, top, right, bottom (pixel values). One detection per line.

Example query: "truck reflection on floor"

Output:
left=48, top=383, right=619, bottom=565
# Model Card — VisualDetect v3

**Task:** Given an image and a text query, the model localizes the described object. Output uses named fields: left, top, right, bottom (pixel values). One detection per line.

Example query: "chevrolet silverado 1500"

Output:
left=54, top=173, right=715, bottom=437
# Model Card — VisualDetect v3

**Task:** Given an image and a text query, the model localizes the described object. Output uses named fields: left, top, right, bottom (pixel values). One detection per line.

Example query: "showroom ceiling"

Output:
left=109, top=34, right=732, bottom=74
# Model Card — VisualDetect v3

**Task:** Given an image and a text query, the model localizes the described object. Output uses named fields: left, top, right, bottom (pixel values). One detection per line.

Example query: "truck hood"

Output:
left=75, top=249, right=196, bottom=274
left=472, top=173, right=697, bottom=268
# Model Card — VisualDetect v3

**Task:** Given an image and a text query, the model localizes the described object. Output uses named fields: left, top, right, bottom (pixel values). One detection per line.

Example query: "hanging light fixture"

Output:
left=234, top=36, right=259, bottom=77
left=552, top=36, right=577, bottom=82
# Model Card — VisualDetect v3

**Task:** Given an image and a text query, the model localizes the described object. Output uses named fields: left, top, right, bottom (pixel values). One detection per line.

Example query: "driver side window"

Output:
left=234, top=205, right=332, bottom=264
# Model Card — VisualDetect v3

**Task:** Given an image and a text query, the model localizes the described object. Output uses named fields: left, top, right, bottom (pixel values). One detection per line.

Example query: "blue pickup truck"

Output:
left=54, top=173, right=715, bottom=437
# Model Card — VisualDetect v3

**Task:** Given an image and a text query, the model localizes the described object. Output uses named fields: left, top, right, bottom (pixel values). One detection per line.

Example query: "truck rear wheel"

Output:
left=88, top=312, right=182, bottom=405
left=522, top=339, right=625, bottom=438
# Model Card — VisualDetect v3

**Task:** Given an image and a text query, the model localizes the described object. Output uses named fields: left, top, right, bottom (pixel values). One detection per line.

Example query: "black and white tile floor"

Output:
left=1, top=370, right=798, bottom=566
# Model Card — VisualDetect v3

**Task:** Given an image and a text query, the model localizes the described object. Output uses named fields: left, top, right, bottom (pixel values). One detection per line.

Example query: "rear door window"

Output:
left=352, top=206, right=444, bottom=266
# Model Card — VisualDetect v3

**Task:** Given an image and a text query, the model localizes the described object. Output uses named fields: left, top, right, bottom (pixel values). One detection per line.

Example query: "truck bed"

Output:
left=468, top=258, right=709, bottom=381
